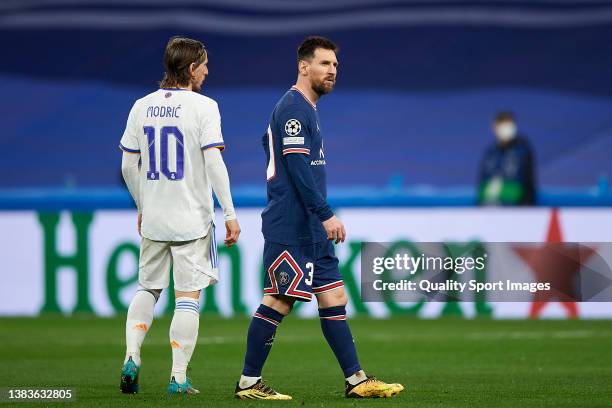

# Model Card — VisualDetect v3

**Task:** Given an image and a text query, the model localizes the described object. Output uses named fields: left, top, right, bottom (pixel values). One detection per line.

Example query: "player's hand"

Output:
left=137, top=213, right=142, bottom=237
left=322, top=215, right=346, bottom=244
left=224, top=219, right=241, bottom=247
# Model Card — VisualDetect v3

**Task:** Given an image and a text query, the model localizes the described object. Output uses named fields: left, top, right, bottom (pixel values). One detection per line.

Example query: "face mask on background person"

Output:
left=495, top=122, right=517, bottom=144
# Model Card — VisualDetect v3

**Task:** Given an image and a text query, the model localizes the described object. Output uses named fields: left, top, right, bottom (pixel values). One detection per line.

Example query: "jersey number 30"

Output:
left=143, top=126, right=184, bottom=181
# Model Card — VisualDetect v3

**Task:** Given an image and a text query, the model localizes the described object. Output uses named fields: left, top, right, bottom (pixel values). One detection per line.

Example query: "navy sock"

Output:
left=242, top=304, right=285, bottom=377
left=319, top=306, right=362, bottom=377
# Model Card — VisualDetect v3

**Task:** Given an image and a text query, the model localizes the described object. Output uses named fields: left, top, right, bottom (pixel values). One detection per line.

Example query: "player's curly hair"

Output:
left=159, top=36, right=207, bottom=88
left=297, top=36, right=338, bottom=63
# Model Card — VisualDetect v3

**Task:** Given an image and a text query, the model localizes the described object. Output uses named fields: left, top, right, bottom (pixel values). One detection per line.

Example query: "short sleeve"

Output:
left=200, top=101, right=225, bottom=151
left=119, top=102, right=141, bottom=153
left=278, top=108, right=311, bottom=156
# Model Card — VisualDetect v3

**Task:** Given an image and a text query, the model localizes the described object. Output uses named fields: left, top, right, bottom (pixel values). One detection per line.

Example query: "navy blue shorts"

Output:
left=263, top=240, right=344, bottom=302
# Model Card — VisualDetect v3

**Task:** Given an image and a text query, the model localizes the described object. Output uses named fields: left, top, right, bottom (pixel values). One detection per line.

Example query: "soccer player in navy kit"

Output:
left=234, top=36, right=404, bottom=400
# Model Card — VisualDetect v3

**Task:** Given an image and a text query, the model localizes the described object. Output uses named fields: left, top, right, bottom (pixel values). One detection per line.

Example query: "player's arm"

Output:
left=281, top=110, right=345, bottom=242
left=285, top=153, right=345, bottom=243
left=203, top=148, right=235, bottom=223
left=120, top=151, right=142, bottom=235
left=119, top=102, right=143, bottom=235
left=202, top=147, right=240, bottom=246
left=200, top=101, right=240, bottom=246
left=121, top=151, right=141, bottom=211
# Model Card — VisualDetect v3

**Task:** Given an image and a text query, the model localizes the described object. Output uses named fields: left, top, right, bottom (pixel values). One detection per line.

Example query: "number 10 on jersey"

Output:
left=143, top=126, right=184, bottom=181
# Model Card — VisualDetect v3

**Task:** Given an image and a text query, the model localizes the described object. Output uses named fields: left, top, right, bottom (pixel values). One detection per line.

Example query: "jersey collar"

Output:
left=290, top=86, right=317, bottom=110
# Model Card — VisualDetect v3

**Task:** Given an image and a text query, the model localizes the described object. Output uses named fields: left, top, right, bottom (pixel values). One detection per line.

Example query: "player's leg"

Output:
left=125, top=288, right=161, bottom=366
left=235, top=242, right=314, bottom=400
left=314, top=240, right=404, bottom=398
left=241, top=294, right=294, bottom=380
left=235, top=294, right=294, bottom=400
left=167, top=230, right=217, bottom=395
left=316, top=286, right=365, bottom=382
left=167, top=289, right=201, bottom=394
left=121, top=288, right=160, bottom=394
left=121, top=238, right=171, bottom=394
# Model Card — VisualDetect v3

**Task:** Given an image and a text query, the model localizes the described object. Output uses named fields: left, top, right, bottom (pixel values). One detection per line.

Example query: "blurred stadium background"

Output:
left=1, top=1, right=612, bottom=405
left=1, top=0, right=611, bottom=317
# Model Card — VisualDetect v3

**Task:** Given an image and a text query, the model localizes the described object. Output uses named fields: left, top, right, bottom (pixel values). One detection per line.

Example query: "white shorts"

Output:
left=138, top=224, right=219, bottom=292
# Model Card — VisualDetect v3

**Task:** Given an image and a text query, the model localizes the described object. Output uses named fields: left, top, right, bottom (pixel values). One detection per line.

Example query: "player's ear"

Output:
left=189, top=62, right=196, bottom=77
left=298, top=59, right=309, bottom=76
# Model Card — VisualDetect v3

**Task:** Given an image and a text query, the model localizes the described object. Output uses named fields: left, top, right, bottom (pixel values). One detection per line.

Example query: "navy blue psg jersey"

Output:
left=261, top=87, right=334, bottom=245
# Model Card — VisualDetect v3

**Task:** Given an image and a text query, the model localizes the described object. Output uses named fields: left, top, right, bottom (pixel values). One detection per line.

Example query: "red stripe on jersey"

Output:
left=282, top=148, right=310, bottom=155
left=266, top=250, right=312, bottom=301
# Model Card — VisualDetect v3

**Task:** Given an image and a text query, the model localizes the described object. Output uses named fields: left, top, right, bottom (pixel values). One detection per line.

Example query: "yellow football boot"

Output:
left=235, top=379, right=292, bottom=400
left=345, top=376, right=404, bottom=398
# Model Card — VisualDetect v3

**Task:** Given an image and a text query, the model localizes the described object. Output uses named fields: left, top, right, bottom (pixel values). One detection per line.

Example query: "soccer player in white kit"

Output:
left=118, top=37, right=240, bottom=395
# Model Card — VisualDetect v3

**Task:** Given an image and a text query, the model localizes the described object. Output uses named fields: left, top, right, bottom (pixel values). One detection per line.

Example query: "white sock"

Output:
left=346, top=370, right=367, bottom=386
left=125, top=290, right=157, bottom=366
left=170, top=297, right=200, bottom=383
left=239, top=375, right=261, bottom=389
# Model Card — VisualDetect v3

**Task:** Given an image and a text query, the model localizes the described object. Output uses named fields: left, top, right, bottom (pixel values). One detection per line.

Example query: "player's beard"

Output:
left=312, top=77, right=335, bottom=96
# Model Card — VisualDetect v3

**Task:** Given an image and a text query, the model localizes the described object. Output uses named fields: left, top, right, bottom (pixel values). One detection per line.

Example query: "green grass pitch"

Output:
left=0, top=316, right=611, bottom=407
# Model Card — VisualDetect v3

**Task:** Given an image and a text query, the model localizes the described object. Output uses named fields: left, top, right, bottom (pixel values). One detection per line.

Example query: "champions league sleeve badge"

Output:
left=285, top=119, right=302, bottom=136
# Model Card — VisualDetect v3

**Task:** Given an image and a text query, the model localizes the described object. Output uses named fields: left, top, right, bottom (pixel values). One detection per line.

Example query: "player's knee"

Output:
left=317, top=288, right=348, bottom=308
left=175, top=289, right=200, bottom=300
left=276, top=303, right=293, bottom=316
left=273, top=298, right=295, bottom=316
left=262, top=294, right=295, bottom=316
left=333, top=291, right=348, bottom=307
left=138, top=287, right=162, bottom=302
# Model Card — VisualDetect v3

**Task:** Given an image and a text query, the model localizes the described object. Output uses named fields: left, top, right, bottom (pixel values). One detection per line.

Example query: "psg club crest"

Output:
left=285, top=119, right=301, bottom=136
left=278, top=271, right=290, bottom=286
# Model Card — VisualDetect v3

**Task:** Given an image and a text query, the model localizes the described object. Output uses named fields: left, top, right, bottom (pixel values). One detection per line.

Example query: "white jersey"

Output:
left=119, top=88, right=225, bottom=242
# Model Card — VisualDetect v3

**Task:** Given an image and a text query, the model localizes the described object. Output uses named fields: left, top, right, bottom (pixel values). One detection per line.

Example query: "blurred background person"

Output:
left=477, top=112, right=536, bottom=206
